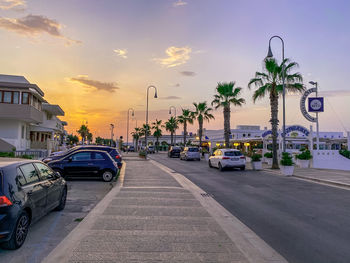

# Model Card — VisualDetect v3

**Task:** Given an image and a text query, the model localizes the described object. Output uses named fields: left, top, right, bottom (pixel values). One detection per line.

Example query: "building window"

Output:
left=21, top=125, right=25, bottom=139
left=3, top=91, right=12, bottom=103
left=0, top=91, right=2, bottom=102
left=13, top=92, right=19, bottom=104
left=22, top=92, right=30, bottom=104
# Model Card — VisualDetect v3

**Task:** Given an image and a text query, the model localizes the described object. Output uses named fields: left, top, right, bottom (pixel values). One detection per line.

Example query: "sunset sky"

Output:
left=1, top=0, right=350, bottom=139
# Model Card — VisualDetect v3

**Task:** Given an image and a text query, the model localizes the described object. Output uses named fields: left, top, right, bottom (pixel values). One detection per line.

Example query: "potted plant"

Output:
left=139, top=150, right=146, bottom=159
left=251, top=153, right=262, bottom=170
left=296, top=150, right=312, bottom=168
left=264, top=152, right=273, bottom=165
left=202, top=148, right=210, bottom=161
left=280, top=152, right=294, bottom=176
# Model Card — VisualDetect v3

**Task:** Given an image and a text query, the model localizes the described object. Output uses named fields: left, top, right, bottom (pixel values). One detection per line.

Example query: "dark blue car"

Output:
left=43, top=146, right=123, bottom=169
left=0, top=160, right=67, bottom=250
left=47, top=150, right=118, bottom=182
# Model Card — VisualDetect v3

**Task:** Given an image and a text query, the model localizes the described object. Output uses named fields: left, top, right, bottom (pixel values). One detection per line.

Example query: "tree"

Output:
left=87, top=132, right=93, bottom=144
left=95, top=136, right=103, bottom=145
left=248, top=58, right=304, bottom=169
left=177, top=109, right=195, bottom=146
left=131, top=127, right=142, bottom=151
left=67, top=134, right=79, bottom=145
left=193, top=102, right=214, bottom=147
left=77, top=124, right=90, bottom=145
left=164, top=117, right=178, bottom=145
left=212, top=82, right=245, bottom=148
left=152, top=119, right=163, bottom=152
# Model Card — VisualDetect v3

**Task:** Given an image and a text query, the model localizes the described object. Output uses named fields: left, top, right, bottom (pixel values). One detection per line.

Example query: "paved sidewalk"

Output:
left=44, top=159, right=286, bottom=263
left=262, top=163, right=350, bottom=188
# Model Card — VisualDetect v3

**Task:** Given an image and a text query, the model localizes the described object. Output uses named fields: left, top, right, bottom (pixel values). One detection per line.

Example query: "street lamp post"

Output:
left=267, top=35, right=286, bottom=153
left=145, top=85, right=158, bottom=159
left=126, top=108, right=135, bottom=153
left=309, top=81, right=319, bottom=150
left=169, top=106, right=176, bottom=145
left=110, top=124, right=114, bottom=147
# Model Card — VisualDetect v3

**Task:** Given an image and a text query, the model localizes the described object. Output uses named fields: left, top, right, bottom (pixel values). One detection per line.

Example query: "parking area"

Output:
left=0, top=179, right=114, bottom=263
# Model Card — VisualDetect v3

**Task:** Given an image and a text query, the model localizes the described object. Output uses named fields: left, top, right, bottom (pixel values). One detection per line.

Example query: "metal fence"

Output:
left=15, top=150, right=48, bottom=159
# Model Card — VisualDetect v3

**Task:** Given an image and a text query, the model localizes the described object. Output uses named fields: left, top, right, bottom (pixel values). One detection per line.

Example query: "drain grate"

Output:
left=201, top=192, right=213, bottom=197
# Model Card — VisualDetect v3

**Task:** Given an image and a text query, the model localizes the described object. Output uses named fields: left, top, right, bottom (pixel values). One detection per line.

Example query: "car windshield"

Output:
left=224, top=151, right=242, bottom=156
left=188, top=148, right=199, bottom=152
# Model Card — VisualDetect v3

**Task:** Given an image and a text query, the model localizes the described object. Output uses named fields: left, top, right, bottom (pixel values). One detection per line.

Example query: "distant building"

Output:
left=0, top=74, right=67, bottom=154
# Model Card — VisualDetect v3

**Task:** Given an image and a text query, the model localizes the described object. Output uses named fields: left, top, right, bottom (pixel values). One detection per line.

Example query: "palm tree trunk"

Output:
left=198, top=119, right=203, bottom=147
left=156, top=137, right=159, bottom=152
left=183, top=121, right=187, bottom=146
left=223, top=106, right=231, bottom=148
left=270, top=90, right=279, bottom=169
left=170, top=132, right=174, bottom=145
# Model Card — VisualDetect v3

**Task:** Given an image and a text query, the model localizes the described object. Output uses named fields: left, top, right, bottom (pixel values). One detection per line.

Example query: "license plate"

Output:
left=231, top=158, right=239, bottom=161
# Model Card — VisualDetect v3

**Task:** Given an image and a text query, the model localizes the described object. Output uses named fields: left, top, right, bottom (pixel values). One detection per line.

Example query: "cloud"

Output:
left=0, top=0, right=26, bottom=10
left=69, top=76, right=119, bottom=93
left=173, top=0, right=187, bottom=7
left=319, top=90, right=350, bottom=97
left=160, top=96, right=182, bottom=100
left=154, top=46, right=191, bottom=68
left=0, top=14, right=81, bottom=45
left=170, top=83, right=180, bottom=87
left=113, top=48, right=127, bottom=59
left=180, top=71, right=196, bottom=76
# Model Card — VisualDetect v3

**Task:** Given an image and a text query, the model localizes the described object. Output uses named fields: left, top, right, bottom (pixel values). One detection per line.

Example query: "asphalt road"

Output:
left=150, top=153, right=350, bottom=263
left=0, top=179, right=114, bottom=263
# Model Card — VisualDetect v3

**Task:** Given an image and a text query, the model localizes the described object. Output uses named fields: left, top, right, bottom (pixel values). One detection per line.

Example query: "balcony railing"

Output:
left=0, top=103, right=43, bottom=123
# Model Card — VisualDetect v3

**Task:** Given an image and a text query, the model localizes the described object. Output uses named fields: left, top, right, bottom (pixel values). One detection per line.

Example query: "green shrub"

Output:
left=264, top=152, right=273, bottom=158
left=21, top=154, right=33, bottom=159
left=0, top=152, right=15, bottom=157
left=280, top=152, right=293, bottom=166
left=251, top=153, right=262, bottom=162
left=339, top=149, right=350, bottom=159
left=296, top=150, right=312, bottom=160
left=139, top=150, right=146, bottom=158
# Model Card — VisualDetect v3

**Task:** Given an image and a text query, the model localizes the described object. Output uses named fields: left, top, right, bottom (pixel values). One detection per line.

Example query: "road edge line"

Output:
left=150, top=159, right=287, bottom=263
left=42, top=163, right=126, bottom=263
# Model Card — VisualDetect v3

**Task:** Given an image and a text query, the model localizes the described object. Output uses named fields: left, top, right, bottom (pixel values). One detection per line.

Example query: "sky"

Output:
left=0, top=0, right=350, bottom=140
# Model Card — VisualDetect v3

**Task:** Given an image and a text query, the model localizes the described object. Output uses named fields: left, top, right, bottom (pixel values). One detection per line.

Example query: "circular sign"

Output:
left=300, top=88, right=317, bottom=122
left=310, top=99, right=322, bottom=111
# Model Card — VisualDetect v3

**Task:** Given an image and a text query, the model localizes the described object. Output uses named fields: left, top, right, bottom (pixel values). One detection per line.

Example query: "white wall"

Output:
left=312, top=150, right=350, bottom=171
left=0, top=119, right=29, bottom=150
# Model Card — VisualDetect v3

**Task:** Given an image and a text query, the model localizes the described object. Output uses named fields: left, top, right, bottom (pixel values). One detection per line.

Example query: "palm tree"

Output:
left=131, top=127, right=142, bottom=151
left=177, top=109, right=195, bottom=146
left=152, top=119, right=163, bottom=152
left=212, top=82, right=245, bottom=148
left=140, top=124, right=151, bottom=148
left=77, top=124, right=90, bottom=145
left=248, top=58, right=304, bottom=169
left=193, top=102, right=214, bottom=147
left=164, top=117, right=178, bottom=145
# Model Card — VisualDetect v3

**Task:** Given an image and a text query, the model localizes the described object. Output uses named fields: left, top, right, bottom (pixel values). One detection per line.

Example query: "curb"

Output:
left=151, top=159, right=287, bottom=263
left=42, top=162, right=126, bottom=263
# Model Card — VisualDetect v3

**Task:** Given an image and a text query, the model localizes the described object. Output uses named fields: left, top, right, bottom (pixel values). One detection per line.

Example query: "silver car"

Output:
left=209, top=149, right=246, bottom=171
left=180, top=147, right=201, bottom=161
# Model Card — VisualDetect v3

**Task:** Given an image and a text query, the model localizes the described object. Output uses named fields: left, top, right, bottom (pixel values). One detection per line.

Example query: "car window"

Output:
left=188, top=148, right=199, bottom=152
left=93, top=152, right=106, bottom=160
left=20, top=163, right=40, bottom=184
left=16, top=168, right=27, bottom=186
left=34, top=163, right=55, bottom=180
left=71, top=152, right=92, bottom=161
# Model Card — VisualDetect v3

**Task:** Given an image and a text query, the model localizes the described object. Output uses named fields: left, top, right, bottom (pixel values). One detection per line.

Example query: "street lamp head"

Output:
left=169, top=109, right=171, bottom=114
left=154, top=90, right=158, bottom=98
left=309, top=81, right=317, bottom=86
left=266, top=45, right=273, bottom=58
left=132, top=111, right=135, bottom=117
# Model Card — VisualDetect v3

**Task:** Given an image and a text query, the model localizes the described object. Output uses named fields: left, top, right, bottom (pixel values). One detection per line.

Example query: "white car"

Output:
left=209, top=149, right=246, bottom=171
left=180, top=147, right=201, bottom=161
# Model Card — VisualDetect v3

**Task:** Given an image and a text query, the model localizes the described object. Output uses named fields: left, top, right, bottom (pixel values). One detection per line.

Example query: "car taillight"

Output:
left=0, top=196, right=12, bottom=207
left=115, top=155, right=120, bottom=159
left=222, top=157, right=230, bottom=159
left=240, top=156, right=246, bottom=159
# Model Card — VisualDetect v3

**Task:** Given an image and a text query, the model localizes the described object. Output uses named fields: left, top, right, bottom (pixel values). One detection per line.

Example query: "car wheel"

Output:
left=209, top=160, right=213, bottom=168
left=55, top=187, right=67, bottom=211
left=240, top=166, right=246, bottom=171
left=102, top=170, right=113, bottom=182
left=1, top=211, right=30, bottom=250
left=198, top=158, right=201, bottom=161
left=218, top=163, right=224, bottom=171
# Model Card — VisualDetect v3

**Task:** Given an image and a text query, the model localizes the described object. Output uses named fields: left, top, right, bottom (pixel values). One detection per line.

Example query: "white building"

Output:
left=0, top=74, right=67, bottom=155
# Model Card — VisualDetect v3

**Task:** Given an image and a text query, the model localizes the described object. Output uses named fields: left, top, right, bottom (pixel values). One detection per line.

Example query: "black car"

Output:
left=0, top=160, right=67, bottom=250
left=48, top=150, right=118, bottom=182
left=43, top=146, right=122, bottom=168
left=168, top=146, right=182, bottom=158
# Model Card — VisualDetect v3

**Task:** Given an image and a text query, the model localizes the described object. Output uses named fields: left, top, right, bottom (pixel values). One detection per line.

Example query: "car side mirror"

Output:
left=68, top=157, right=73, bottom=162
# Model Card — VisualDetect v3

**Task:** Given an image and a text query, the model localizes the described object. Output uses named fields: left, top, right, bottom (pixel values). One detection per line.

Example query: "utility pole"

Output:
left=110, top=124, right=114, bottom=147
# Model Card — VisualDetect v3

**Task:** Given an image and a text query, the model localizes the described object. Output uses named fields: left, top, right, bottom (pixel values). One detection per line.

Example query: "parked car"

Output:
left=147, top=146, right=155, bottom=154
left=0, top=160, right=67, bottom=250
left=180, top=147, right=201, bottom=161
left=209, top=149, right=246, bottom=171
left=128, top=146, right=135, bottom=152
left=43, top=146, right=122, bottom=169
left=47, top=150, right=118, bottom=182
left=168, top=146, right=182, bottom=158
